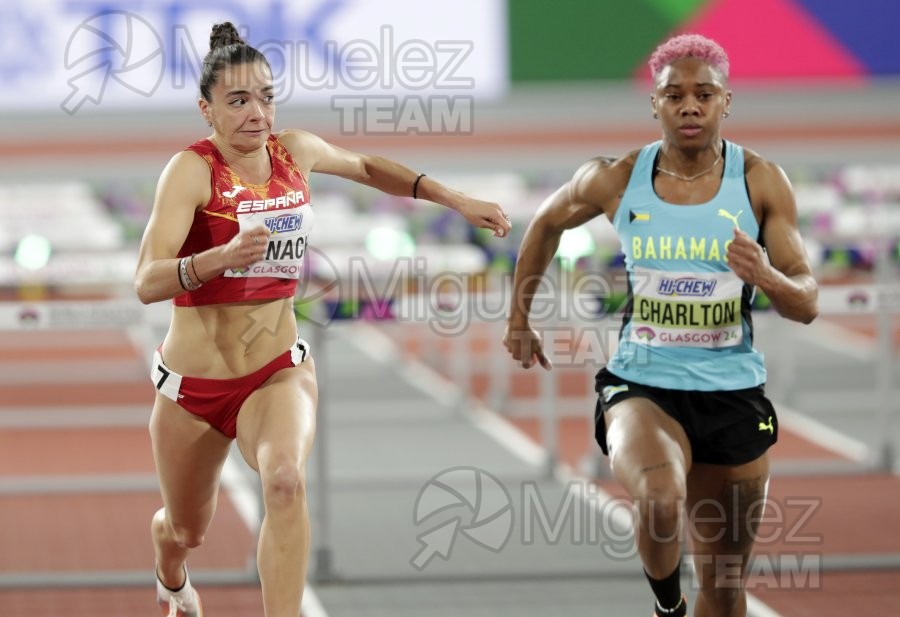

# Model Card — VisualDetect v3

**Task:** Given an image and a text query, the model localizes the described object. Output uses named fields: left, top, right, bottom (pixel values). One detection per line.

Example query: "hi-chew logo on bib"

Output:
left=265, top=213, right=303, bottom=234
left=657, top=277, right=717, bottom=297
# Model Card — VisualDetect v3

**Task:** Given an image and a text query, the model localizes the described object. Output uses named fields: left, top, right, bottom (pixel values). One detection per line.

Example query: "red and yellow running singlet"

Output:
left=174, top=134, right=314, bottom=306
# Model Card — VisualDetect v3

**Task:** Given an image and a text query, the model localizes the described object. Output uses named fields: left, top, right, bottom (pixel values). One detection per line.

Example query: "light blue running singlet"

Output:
left=606, top=140, right=767, bottom=391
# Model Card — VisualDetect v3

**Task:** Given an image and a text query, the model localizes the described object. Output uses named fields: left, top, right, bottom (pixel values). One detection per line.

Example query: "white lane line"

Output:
left=778, top=406, right=869, bottom=462
left=467, top=407, right=546, bottom=467
left=221, top=458, right=261, bottom=529
left=470, top=402, right=635, bottom=534
left=794, top=319, right=875, bottom=362
left=348, top=322, right=460, bottom=403
left=747, top=593, right=786, bottom=617
left=0, top=407, right=150, bottom=428
left=298, top=583, right=331, bottom=617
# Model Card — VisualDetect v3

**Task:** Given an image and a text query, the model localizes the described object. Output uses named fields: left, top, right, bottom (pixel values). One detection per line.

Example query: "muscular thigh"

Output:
left=236, top=357, right=318, bottom=473
left=149, top=394, right=232, bottom=525
left=604, top=397, right=692, bottom=496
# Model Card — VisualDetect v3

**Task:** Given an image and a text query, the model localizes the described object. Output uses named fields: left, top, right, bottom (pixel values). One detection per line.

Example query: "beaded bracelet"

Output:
left=179, top=256, right=201, bottom=291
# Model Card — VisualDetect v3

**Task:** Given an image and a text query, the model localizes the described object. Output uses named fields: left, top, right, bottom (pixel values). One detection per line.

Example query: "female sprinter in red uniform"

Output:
left=135, top=22, right=510, bottom=617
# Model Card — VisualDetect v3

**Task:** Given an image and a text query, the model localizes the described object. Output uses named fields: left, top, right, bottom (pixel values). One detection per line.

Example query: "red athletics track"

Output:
left=0, top=330, right=264, bottom=617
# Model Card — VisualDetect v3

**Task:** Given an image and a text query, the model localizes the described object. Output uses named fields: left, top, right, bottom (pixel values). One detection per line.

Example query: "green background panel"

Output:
left=643, top=0, right=709, bottom=24
left=508, top=0, right=708, bottom=81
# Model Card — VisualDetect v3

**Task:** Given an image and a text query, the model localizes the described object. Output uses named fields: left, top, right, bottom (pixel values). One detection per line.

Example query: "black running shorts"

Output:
left=594, top=367, right=778, bottom=465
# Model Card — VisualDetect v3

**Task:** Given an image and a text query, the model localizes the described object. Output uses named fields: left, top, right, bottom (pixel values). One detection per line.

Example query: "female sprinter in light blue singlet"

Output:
left=504, top=34, right=818, bottom=617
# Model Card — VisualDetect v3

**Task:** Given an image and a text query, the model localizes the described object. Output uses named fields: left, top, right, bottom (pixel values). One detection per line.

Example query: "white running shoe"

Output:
left=156, top=569, right=203, bottom=617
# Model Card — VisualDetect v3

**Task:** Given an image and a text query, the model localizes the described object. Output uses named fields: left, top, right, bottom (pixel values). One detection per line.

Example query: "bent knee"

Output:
left=695, top=554, right=748, bottom=607
left=153, top=509, right=207, bottom=549
left=261, top=463, right=307, bottom=510
left=700, top=584, right=744, bottom=612
left=635, top=490, right=684, bottom=537
left=170, top=524, right=206, bottom=549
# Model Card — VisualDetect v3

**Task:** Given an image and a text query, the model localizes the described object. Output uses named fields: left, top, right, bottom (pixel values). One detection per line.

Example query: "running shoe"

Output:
left=156, top=570, right=203, bottom=617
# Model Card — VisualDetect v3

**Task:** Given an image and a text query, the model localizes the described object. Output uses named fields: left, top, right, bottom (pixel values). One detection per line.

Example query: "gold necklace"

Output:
left=656, top=154, right=722, bottom=182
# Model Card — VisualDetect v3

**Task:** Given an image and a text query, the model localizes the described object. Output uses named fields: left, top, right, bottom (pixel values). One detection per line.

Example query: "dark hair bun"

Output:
left=210, top=22, right=243, bottom=50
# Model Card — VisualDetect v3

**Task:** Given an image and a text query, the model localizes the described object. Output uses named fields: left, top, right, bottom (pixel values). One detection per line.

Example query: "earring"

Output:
left=653, top=112, right=659, bottom=119
left=207, top=120, right=212, bottom=127
left=723, top=111, right=730, bottom=118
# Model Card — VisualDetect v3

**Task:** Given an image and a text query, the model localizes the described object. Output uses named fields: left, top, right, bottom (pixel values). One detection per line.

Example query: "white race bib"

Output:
left=225, top=204, right=314, bottom=279
left=628, top=266, right=744, bottom=349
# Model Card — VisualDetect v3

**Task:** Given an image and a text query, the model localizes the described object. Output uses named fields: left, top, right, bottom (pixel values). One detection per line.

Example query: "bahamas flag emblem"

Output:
left=629, top=211, right=651, bottom=224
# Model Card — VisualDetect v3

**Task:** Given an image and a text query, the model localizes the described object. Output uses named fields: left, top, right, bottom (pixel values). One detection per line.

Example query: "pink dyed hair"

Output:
left=648, top=34, right=730, bottom=80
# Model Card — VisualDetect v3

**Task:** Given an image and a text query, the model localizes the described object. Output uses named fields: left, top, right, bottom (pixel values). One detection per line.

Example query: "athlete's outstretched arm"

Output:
left=279, top=129, right=511, bottom=238
left=504, top=157, right=622, bottom=369
left=728, top=158, right=818, bottom=324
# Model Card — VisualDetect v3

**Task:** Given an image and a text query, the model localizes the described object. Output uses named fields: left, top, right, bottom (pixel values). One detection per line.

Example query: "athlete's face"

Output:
left=651, top=58, right=731, bottom=152
left=200, top=60, right=275, bottom=150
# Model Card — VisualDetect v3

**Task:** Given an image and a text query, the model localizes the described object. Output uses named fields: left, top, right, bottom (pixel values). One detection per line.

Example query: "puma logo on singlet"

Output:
left=223, top=184, right=246, bottom=199
left=758, top=416, right=774, bottom=435
left=717, top=208, right=743, bottom=230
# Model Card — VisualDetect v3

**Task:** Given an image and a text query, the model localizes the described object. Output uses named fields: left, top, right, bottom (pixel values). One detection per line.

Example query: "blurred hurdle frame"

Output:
left=763, top=239, right=899, bottom=477
left=0, top=300, right=265, bottom=589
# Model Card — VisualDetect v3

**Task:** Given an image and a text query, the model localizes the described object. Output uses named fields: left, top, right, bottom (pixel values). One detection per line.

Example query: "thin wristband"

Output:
left=190, top=253, right=206, bottom=284
left=412, top=173, right=426, bottom=199
left=176, top=260, right=188, bottom=291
